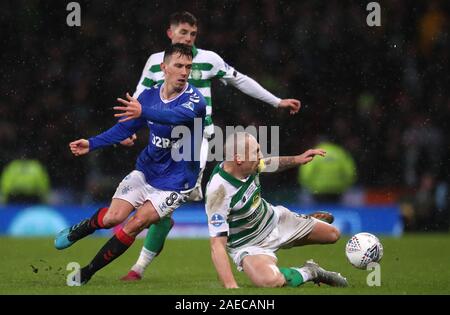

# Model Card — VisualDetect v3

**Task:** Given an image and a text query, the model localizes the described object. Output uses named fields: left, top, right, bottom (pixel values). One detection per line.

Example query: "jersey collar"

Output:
left=217, top=163, right=248, bottom=188
left=159, top=82, right=189, bottom=103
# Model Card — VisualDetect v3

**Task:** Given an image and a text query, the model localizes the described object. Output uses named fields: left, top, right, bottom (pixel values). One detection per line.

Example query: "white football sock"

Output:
left=295, top=267, right=313, bottom=282
left=131, top=247, right=157, bottom=275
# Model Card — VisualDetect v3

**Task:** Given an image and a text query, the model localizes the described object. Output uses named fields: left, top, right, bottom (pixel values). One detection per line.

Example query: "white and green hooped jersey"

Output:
left=205, top=163, right=277, bottom=249
left=133, top=46, right=237, bottom=135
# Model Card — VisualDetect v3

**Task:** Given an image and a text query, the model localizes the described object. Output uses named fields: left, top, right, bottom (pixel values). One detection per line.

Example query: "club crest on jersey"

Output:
left=191, top=69, right=202, bottom=80
left=210, top=213, right=225, bottom=227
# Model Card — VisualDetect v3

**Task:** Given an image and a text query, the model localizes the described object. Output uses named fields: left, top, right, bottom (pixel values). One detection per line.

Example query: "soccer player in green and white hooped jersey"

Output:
left=206, top=132, right=348, bottom=288
left=120, top=11, right=302, bottom=281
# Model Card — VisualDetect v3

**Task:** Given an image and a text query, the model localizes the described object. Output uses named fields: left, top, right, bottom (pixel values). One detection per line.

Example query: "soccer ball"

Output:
left=345, top=232, right=383, bottom=269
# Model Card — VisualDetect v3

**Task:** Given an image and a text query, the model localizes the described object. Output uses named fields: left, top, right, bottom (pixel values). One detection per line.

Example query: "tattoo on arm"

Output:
left=263, top=156, right=298, bottom=173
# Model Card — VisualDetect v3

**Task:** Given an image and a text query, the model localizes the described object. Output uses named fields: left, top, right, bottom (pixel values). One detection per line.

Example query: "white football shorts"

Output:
left=229, top=205, right=318, bottom=271
left=112, top=170, right=188, bottom=218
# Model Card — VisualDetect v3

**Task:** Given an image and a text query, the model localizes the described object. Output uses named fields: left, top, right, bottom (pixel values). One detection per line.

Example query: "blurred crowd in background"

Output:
left=0, top=0, right=449, bottom=231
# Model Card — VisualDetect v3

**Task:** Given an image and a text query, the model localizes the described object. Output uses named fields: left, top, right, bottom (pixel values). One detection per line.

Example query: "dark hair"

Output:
left=169, top=11, right=197, bottom=27
left=163, top=43, right=193, bottom=63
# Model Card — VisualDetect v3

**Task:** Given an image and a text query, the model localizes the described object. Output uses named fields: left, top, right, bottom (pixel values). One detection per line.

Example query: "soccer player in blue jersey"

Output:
left=54, top=44, right=206, bottom=284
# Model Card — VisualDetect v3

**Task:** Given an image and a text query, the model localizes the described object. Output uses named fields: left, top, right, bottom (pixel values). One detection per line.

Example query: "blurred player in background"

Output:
left=121, top=11, right=314, bottom=281
left=206, top=132, right=347, bottom=288
left=54, top=44, right=206, bottom=284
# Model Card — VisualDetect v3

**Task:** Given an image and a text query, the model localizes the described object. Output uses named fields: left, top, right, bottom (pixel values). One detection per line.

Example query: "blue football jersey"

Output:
left=88, top=83, right=206, bottom=191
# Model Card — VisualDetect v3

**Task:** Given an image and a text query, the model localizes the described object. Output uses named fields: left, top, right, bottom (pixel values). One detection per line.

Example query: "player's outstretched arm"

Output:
left=261, top=149, right=326, bottom=173
left=69, top=139, right=90, bottom=156
left=225, top=72, right=301, bottom=114
left=210, top=236, right=239, bottom=289
left=87, top=110, right=145, bottom=152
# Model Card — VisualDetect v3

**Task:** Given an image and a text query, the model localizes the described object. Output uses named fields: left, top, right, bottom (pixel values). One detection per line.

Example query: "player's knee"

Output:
left=103, top=209, right=127, bottom=227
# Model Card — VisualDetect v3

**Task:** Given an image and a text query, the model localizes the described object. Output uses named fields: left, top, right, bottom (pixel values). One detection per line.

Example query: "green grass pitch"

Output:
left=0, top=234, right=449, bottom=294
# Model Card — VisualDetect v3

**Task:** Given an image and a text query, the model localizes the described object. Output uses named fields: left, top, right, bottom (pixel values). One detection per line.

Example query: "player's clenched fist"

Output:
left=69, top=139, right=90, bottom=156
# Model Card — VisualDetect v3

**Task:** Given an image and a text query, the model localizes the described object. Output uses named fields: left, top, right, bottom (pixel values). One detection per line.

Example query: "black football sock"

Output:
left=83, top=228, right=135, bottom=279
left=68, top=207, right=109, bottom=242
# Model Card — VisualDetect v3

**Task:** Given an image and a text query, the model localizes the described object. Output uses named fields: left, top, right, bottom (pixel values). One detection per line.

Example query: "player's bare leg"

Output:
left=122, top=200, right=161, bottom=237
left=75, top=200, right=161, bottom=285
left=242, top=255, right=285, bottom=287
left=292, top=220, right=341, bottom=246
left=54, top=198, right=135, bottom=250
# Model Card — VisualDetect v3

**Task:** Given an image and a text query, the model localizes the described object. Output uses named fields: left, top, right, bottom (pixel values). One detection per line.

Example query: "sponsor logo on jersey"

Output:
left=210, top=213, right=225, bottom=227
left=151, top=134, right=172, bottom=148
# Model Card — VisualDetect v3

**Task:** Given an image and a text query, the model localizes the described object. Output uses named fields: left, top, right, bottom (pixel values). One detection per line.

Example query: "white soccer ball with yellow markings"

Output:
left=345, top=232, right=383, bottom=269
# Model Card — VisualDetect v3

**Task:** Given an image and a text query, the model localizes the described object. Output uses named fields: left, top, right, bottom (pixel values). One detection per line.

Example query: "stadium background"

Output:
left=0, top=0, right=449, bottom=294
